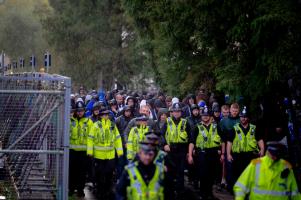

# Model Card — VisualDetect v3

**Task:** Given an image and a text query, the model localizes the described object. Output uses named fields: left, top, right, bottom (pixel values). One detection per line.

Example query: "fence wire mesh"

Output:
left=0, top=73, right=70, bottom=200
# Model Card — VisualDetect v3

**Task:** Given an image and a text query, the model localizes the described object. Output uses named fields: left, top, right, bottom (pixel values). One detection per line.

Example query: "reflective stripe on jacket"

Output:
left=195, top=123, right=221, bottom=149
left=70, top=117, right=93, bottom=151
left=127, top=125, right=149, bottom=160
left=234, top=155, right=301, bottom=200
left=87, top=118, right=123, bottom=159
left=232, top=124, right=258, bottom=153
left=126, top=162, right=164, bottom=200
left=165, top=117, right=188, bottom=144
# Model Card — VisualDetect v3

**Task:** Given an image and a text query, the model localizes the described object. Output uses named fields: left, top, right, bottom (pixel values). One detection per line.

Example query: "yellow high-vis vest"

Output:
left=87, top=118, right=123, bottom=160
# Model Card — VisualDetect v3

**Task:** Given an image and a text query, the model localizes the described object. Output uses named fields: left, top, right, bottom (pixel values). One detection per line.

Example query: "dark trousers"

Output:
left=94, top=159, right=115, bottom=199
left=166, top=149, right=186, bottom=192
left=196, top=148, right=220, bottom=198
left=69, top=150, right=88, bottom=194
left=226, top=152, right=258, bottom=191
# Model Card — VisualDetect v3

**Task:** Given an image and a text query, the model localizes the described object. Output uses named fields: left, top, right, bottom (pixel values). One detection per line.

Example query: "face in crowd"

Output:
left=240, top=116, right=249, bottom=126
left=201, top=115, right=210, bottom=124
left=115, top=94, right=124, bottom=105
left=138, top=148, right=156, bottom=165
left=160, top=113, right=168, bottom=122
left=192, top=109, right=199, bottom=117
left=140, top=106, right=150, bottom=117
left=221, top=107, right=229, bottom=118
left=171, top=110, right=182, bottom=119
left=124, top=109, right=132, bottom=118
left=127, top=98, right=135, bottom=107
left=230, top=106, right=239, bottom=118
left=77, top=110, right=85, bottom=118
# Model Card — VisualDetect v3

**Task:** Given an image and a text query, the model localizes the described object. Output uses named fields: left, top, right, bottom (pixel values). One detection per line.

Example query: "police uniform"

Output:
left=87, top=107, right=123, bottom=199
left=234, top=142, right=301, bottom=200
left=190, top=106, right=223, bottom=198
left=69, top=101, right=93, bottom=196
left=116, top=140, right=165, bottom=200
left=127, top=116, right=150, bottom=161
left=161, top=102, right=192, bottom=196
left=226, top=107, right=264, bottom=191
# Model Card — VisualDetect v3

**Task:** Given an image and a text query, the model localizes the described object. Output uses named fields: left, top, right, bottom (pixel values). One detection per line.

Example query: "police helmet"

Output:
left=190, top=104, right=199, bottom=111
left=99, top=106, right=110, bottom=115
left=239, top=106, right=249, bottom=117
left=170, top=102, right=182, bottom=112
left=200, top=106, right=211, bottom=116
left=75, top=101, right=85, bottom=112
left=92, top=101, right=104, bottom=111
left=145, top=132, right=160, bottom=145
left=136, top=115, right=148, bottom=122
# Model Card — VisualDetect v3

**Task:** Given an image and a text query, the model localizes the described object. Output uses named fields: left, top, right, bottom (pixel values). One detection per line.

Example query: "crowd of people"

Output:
left=69, top=87, right=301, bottom=200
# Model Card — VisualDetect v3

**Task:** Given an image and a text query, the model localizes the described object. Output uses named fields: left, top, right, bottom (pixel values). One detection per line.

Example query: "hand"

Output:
left=220, top=154, right=225, bottom=163
left=259, top=149, right=265, bottom=157
left=164, top=145, right=170, bottom=152
left=227, top=154, right=233, bottom=162
left=187, top=155, right=194, bottom=165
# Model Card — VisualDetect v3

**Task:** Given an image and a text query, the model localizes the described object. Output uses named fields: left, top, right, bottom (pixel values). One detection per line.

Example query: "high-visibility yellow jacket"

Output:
left=87, top=118, right=123, bottom=160
left=70, top=116, right=93, bottom=151
left=234, top=155, right=301, bottom=200
left=195, top=123, right=221, bottom=150
left=232, top=124, right=258, bottom=153
left=127, top=125, right=149, bottom=160
left=165, top=117, right=188, bottom=144
left=126, top=162, right=164, bottom=200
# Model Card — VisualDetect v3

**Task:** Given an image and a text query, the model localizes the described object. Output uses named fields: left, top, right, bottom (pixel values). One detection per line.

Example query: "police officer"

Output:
left=234, top=141, right=301, bottom=200
left=161, top=102, right=192, bottom=198
left=226, top=106, right=265, bottom=192
left=124, top=105, right=159, bottom=140
left=69, top=101, right=93, bottom=197
left=90, top=101, right=104, bottom=122
left=188, top=106, right=223, bottom=199
left=116, top=139, right=165, bottom=200
left=127, top=116, right=151, bottom=161
left=87, top=106, right=123, bottom=199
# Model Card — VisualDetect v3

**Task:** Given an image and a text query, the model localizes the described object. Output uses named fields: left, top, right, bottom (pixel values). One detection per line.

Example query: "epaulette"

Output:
left=125, top=161, right=137, bottom=170
left=251, top=158, right=262, bottom=165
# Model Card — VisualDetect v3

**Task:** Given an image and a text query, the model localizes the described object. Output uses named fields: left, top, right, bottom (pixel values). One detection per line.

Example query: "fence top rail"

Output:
left=0, top=72, right=71, bottom=82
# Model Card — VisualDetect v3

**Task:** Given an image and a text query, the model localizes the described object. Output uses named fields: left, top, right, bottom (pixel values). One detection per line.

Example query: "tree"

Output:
left=123, top=0, right=301, bottom=102
left=0, top=0, right=49, bottom=71
left=43, top=0, right=154, bottom=91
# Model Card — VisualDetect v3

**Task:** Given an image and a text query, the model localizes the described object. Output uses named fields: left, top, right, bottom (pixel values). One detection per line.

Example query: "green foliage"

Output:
left=42, top=0, right=153, bottom=90
left=0, top=0, right=49, bottom=70
left=123, top=0, right=301, bottom=101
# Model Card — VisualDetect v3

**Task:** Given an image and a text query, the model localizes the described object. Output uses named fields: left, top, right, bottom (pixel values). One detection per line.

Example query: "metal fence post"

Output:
left=62, top=78, right=71, bottom=200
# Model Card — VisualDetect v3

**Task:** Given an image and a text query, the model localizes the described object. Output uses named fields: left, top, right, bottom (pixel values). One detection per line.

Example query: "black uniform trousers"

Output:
left=69, top=149, right=88, bottom=194
left=195, top=147, right=220, bottom=198
left=226, top=152, right=258, bottom=192
left=166, top=144, right=187, bottom=195
left=94, top=158, right=115, bottom=199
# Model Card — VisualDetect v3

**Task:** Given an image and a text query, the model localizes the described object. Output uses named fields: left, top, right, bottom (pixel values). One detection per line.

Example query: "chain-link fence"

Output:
left=0, top=73, right=70, bottom=200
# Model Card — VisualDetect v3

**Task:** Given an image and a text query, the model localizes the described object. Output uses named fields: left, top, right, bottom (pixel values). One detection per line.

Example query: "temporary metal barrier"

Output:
left=0, top=73, right=70, bottom=200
